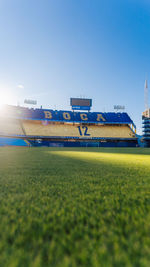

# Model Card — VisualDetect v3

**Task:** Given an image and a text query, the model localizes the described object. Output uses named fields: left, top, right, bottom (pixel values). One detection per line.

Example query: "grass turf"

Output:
left=0, top=147, right=150, bottom=266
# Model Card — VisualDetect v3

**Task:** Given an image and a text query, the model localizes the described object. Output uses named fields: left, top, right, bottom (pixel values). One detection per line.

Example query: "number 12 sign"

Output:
left=77, top=126, right=90, bottom=136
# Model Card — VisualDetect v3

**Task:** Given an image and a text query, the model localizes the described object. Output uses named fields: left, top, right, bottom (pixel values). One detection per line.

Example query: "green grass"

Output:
left=0, top=147, right=150, bottom=267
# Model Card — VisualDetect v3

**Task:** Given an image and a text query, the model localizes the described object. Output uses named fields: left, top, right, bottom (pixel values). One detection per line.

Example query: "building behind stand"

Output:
left=142, top=109, right=150, bottom=147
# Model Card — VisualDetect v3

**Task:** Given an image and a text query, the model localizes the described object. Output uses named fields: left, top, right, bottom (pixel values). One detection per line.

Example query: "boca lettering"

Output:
left=44, top=111, right=52, bottom=119
left=80, top=113, right=88, bottom=121
left=63, top=112, right=71, bottom=120
left=97, top=114, right=106, bottom=122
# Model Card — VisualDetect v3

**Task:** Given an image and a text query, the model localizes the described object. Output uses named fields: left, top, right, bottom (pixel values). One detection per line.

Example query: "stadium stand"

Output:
left=0, top=118, right=24, bottom=136
left=0, top=105, right=138, bottom=147
left=22, top=121, right=135, bottom=139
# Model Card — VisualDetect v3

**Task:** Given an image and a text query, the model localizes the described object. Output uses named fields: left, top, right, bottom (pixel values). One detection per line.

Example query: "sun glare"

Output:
left=0, top=92, right=13, bottom=109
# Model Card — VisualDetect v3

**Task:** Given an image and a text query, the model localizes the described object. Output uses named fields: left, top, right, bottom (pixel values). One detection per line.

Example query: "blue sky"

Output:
left=0, top=0, right=150, bottom=133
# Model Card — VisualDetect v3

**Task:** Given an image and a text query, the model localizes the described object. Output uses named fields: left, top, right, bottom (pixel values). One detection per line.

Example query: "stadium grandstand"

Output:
left=0, top=104, right=138, bottom=147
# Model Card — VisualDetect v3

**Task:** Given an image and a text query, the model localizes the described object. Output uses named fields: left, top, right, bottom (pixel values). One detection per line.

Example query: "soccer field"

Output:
left=0, top=147, right=150, bottom=267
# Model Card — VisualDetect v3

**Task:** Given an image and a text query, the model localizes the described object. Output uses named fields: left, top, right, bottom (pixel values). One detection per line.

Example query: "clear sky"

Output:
left=0, top=0, right=150, bottom=133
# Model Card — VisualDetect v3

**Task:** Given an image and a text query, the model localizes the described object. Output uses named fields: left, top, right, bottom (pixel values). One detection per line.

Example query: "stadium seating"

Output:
left=0, top=118, right=24, bottom=136
left=4, top=105, right=134, bottom=125
left=0, top=105, right=137, bottom=147
left=22, top=121, right=135, bottom=138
